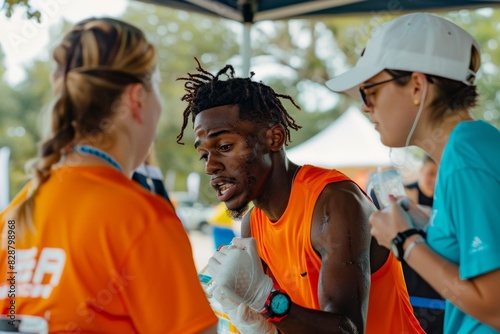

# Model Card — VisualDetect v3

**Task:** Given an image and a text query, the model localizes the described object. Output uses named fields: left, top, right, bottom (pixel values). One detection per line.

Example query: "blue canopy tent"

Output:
left=137, top=0, right=500, bottom=73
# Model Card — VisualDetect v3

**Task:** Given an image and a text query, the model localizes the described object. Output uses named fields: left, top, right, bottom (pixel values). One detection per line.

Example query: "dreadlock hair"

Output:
left=176, top=58, right=301, bottom=144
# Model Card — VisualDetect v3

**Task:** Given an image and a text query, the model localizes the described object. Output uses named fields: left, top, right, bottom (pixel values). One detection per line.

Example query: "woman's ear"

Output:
left=267, top=124, right=286, bottom=151
left=410, top=72, right=429, bottom=104
left=125, top=83, right=146, bottom=123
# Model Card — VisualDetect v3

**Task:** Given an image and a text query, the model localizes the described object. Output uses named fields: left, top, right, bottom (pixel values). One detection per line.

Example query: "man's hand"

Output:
left=207, top=237, right=274, bottom=312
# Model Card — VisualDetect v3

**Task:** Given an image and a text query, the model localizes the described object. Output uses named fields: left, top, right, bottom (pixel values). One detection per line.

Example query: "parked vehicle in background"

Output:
left=170, top=192, right=215, bottom=234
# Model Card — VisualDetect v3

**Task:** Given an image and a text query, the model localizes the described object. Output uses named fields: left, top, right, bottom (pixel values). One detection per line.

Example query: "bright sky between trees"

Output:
left=0, top=0, right=128, bottom=84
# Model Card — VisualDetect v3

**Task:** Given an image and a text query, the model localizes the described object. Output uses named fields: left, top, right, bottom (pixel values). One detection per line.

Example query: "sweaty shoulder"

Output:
left=306, top=169, right=387, bottom=273
left=315, top=180, right=373, bottom=212
left=311, top=180, right=374, bottom=250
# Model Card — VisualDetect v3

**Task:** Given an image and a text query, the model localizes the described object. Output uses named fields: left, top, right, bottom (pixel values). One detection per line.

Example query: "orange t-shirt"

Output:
left=251, top=165, right=424, bottom=334
left=0, top=166, right=216, bottom=333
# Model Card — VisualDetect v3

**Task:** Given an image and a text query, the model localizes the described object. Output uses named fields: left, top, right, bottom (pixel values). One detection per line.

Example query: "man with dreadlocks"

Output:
left=177, top=59, right=423, bottom=334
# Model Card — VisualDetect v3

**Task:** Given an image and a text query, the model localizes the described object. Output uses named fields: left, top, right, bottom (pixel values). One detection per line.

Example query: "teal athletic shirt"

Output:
left=427, top=120, right=500, bottom=334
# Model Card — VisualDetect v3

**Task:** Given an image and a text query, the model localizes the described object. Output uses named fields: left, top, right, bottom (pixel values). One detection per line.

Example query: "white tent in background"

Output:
left=286, top=107, right=393, bottom=168
left=0, top=147, right=10, bottom=210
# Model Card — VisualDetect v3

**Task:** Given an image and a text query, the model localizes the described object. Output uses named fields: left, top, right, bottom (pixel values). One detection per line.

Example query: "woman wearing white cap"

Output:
left=327, top=13, right=500, bottom=333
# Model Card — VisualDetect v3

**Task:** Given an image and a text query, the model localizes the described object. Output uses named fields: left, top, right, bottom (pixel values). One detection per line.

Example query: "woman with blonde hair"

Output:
left=0, top=18, right=216, bottom=333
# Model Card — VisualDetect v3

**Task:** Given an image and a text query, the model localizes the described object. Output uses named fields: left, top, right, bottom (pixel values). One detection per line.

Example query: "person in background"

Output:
left=176, top=58, right=423, bottom=334
left=404, top=154, right=437, bottom=213
left=327, top=12, right=500, bottom=333
left=0, top=18, right=216, bottom=333
left=132, top=146, right=172, bottom=203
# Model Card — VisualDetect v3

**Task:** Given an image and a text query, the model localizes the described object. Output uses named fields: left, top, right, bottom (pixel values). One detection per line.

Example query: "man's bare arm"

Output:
left=310, top=181, right=372, bottom=332
left=239, top=183, right=372, bottom=333
left=271, top=182, right=372, bottom=333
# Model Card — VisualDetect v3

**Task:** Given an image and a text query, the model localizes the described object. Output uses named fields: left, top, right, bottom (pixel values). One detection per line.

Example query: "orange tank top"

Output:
left=250, top=165, right=424, bottom=334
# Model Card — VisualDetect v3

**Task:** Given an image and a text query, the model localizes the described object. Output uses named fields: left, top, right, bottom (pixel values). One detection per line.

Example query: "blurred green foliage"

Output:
left=2, top=0, right=40, bottom=21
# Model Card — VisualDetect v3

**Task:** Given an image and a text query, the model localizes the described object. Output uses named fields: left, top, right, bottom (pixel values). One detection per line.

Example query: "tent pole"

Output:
left=241, top=22, right=252, bottom=76
left=238, top=0, right=256, bottom=76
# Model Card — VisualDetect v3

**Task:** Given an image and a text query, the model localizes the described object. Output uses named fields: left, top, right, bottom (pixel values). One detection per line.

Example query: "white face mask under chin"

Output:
left=405, top=81, right=428, bottom=147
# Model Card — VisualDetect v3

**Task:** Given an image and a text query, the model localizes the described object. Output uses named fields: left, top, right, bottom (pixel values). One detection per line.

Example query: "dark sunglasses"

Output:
left=359, top=74, right=411, bottom=107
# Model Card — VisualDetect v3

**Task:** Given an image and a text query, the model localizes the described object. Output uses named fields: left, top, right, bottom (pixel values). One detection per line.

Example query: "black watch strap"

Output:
left=392, top=228, right=426, bottom=261
left=399, top=228, right=426, bottom=240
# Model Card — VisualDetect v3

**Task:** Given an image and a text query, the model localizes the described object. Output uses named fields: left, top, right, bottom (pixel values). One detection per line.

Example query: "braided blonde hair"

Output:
left=4, top=18, right=157, bottom=242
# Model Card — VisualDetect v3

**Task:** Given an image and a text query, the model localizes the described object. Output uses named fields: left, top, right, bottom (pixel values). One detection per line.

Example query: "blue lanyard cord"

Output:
left=73, top=144, right=123, bottom=172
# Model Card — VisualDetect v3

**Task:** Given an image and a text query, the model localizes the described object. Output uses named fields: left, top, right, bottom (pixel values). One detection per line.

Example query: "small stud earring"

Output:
left=413, top=99, right=420, bottom=106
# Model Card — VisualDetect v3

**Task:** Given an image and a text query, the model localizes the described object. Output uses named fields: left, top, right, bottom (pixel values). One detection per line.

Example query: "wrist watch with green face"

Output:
left=260, top=287, right=291, bottom=323
left=391, top=228, right=426, bottom=261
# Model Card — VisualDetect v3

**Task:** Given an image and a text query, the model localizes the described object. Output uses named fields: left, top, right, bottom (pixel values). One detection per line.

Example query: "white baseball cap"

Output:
left=326, top=13, right=480, bottom=95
